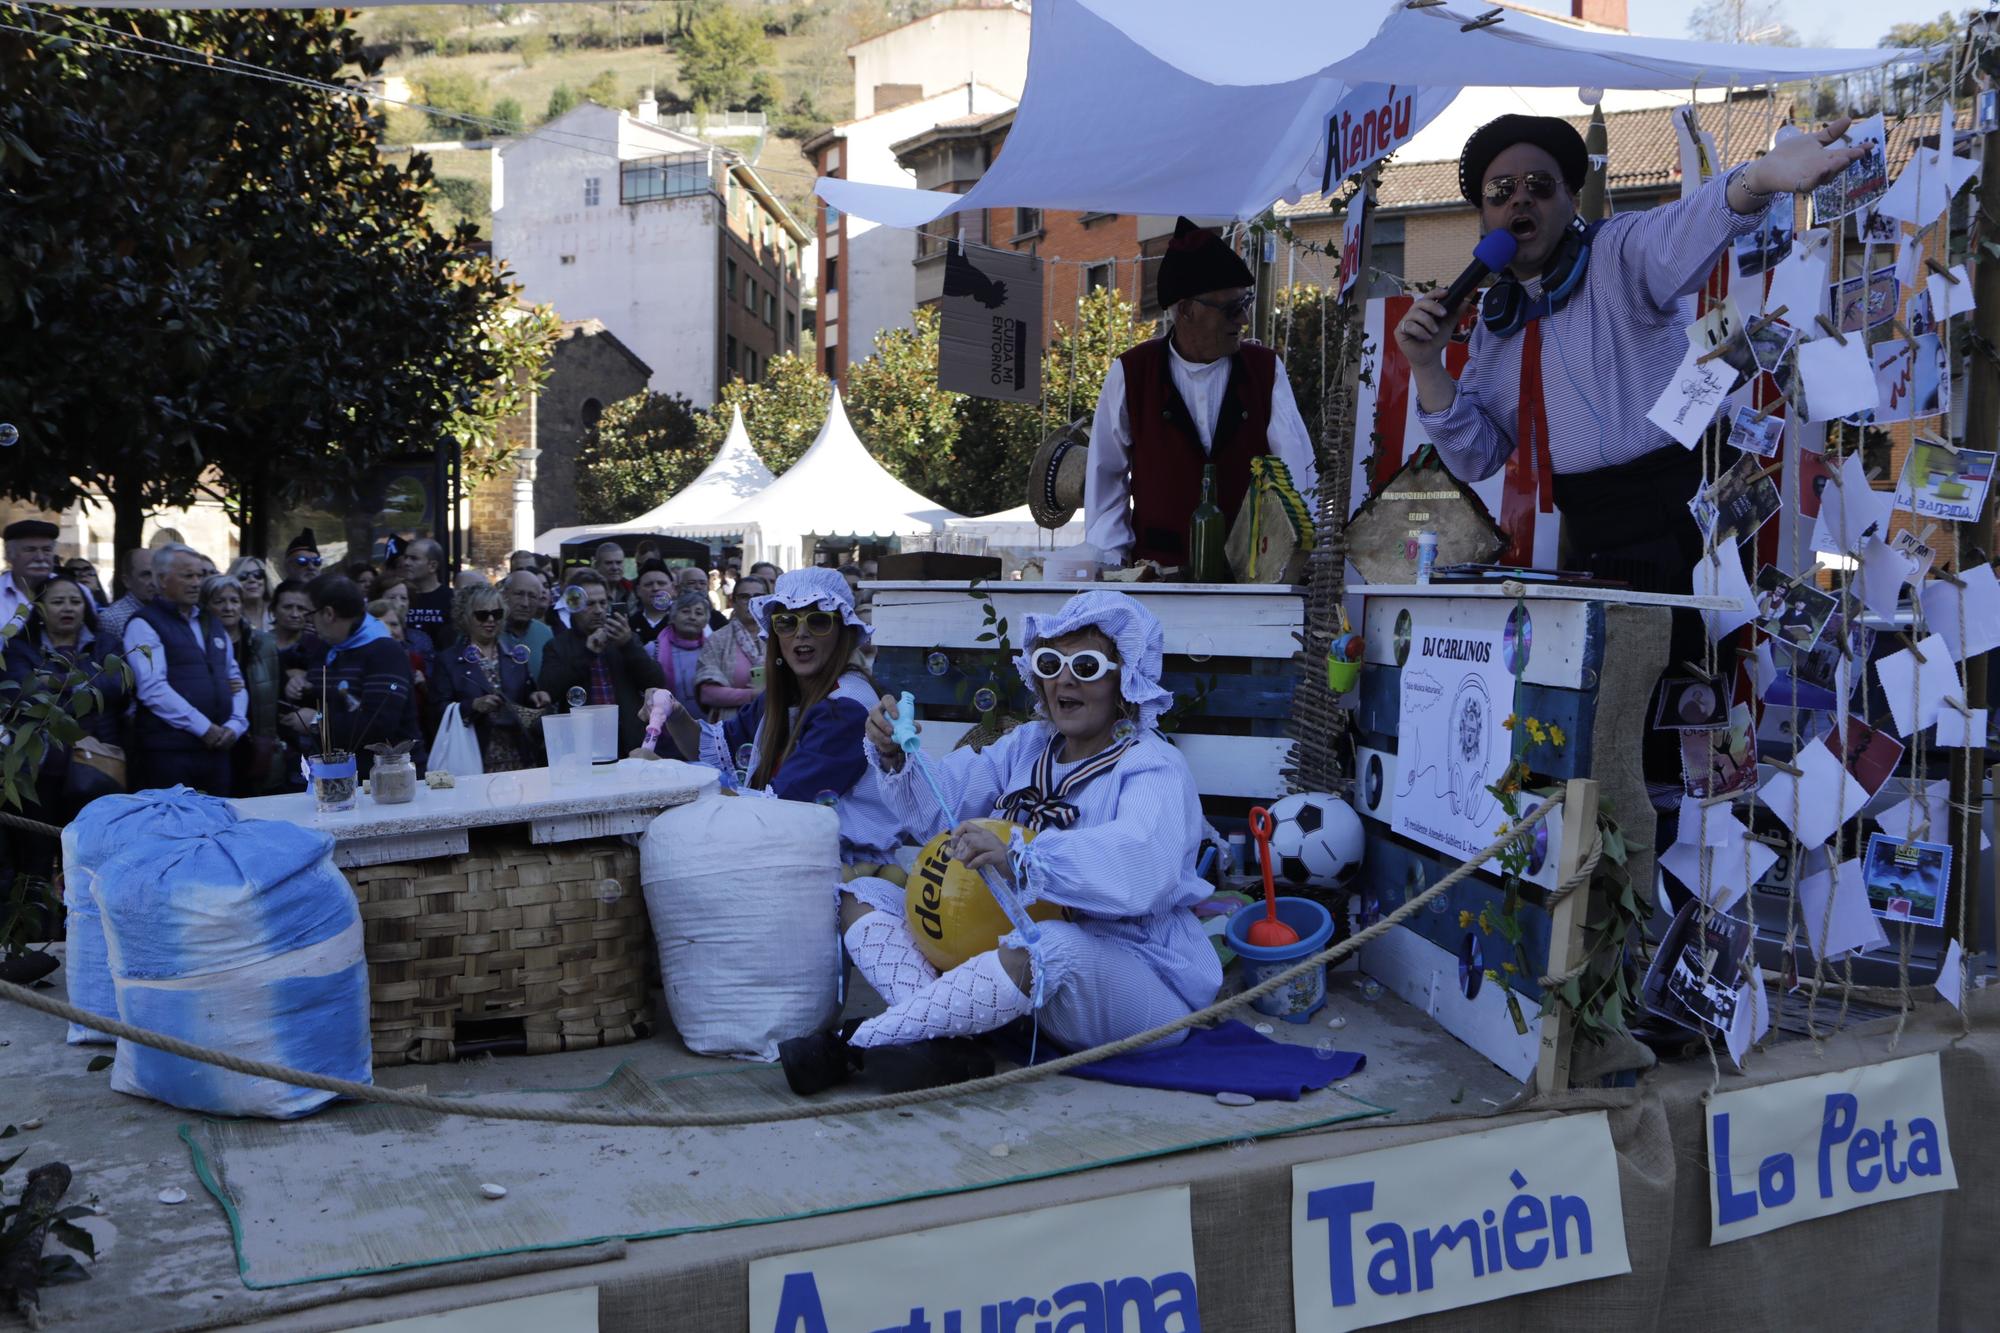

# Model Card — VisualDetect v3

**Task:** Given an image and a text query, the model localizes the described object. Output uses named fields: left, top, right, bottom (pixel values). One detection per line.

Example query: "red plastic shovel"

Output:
left=1245, top=806, right=1300, bottom=947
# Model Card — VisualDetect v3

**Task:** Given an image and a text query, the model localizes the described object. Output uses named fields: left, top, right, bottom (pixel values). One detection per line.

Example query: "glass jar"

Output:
left=370, top=751, right=417, bottom=805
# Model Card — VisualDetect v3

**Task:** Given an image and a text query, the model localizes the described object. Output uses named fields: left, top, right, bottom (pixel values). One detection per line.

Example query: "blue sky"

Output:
left=1509, top=0, right=1923, bottom=49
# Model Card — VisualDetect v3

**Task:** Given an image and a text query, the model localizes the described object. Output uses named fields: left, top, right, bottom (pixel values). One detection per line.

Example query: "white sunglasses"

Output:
left=1029, top=648, right=1119, bottom=682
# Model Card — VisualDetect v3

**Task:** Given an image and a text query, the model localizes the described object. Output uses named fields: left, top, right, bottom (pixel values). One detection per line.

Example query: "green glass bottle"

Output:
left=1187, top=464, right=1230, bottom=584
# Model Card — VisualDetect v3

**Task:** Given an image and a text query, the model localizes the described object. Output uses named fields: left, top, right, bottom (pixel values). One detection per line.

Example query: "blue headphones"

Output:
left=1479, top=216, right=1596, bottom=338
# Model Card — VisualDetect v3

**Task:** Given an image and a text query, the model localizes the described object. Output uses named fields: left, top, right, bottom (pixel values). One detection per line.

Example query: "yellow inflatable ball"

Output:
left=904, top=819, right=1060, bottom=971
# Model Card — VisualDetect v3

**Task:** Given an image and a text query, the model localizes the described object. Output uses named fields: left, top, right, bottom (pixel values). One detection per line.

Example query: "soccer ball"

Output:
left=1264, top=791, right=1364, bottom=888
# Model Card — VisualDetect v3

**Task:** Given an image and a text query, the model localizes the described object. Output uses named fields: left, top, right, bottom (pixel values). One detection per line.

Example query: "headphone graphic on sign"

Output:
left=1479, top=215, right=1597, bottom=339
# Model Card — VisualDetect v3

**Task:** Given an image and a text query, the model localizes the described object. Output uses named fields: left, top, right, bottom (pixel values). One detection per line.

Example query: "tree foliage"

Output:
left=679, top=6, right=773, bottom=111
left=0, top=8, right=554, bottom=555
left=576, top=390, right=705, bottom=525
left=545, top=82, right=579, bottom=121
left=582, top=68, right=622, bottom=107
left=694, top=352, right=832, bottom=475
left=414, top=65, right=488, bottom=136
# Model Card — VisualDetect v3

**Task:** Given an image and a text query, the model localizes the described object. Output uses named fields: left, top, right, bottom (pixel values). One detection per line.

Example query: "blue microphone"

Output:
left=1439, top=230, right=1519, bottom=313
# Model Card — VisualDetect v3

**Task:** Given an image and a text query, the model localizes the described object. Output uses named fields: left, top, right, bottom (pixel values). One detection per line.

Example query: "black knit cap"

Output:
left=1157, top=217, right=1256, bottom=309
left=1458, top=114, right=1588, bottom=205
left=284, top=528, right=318, bottom=556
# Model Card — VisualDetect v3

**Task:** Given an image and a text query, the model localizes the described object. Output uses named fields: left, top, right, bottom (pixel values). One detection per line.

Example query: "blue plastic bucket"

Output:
left=1224, top=896, right=1334, bottom=1023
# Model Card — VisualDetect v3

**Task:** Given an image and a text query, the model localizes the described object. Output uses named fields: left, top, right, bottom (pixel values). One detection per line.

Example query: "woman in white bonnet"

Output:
left=782, top=589, right=1221, bottom=1092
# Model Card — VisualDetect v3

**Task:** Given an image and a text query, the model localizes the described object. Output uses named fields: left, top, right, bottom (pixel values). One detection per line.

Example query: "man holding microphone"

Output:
left=1392, top=112, right=1865, bottom=593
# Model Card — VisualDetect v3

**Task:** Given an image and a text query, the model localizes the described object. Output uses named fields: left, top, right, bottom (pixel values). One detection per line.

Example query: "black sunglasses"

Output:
left=1482, top=172, right=1561, bottom=207
left=1189, top=290, right=1255, bottom=319
left=470, top=608, right=503, bottom=621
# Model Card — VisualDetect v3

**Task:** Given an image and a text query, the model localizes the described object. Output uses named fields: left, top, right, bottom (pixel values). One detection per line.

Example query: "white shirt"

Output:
left=1084, top=338, right=1319, bottom=562
left=0, top=572, right=34, bottom=643
left=123, top=604, right=248, bottom=739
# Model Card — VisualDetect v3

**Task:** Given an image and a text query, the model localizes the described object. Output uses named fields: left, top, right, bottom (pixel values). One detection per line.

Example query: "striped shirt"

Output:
left=1419, top=165, right=1770, bottom=481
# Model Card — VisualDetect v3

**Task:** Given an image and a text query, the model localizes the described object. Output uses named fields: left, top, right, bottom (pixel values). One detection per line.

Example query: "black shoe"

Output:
left=860, top=1038, right=995, bottom=1093
left=779, top=1029, right=858, bottom=1096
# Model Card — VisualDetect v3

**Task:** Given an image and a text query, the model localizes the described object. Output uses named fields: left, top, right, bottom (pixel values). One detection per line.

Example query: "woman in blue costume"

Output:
left=636, top=567, right=900, bottom=862
left=782, top=589, right=1221, bottom=1093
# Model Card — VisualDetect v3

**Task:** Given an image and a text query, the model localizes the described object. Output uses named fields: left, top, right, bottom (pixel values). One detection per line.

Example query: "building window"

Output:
left=825, top=256, right=839, bottom=292
left=559, top=254, right=576, bottom=266
left=786, top=311, right=797, bottom=346
left=727, top=335, right=738, bottom=374
left=584, top=176, right=601, bottom=207
left=1013, top=207, right=1043, bottom=239
left=1085, top=260, right=1115, bottom=294
left=581, top=398, right=603, bottom=445
left=620, top=150, right=713, bottom=204
left=765, top=293, right=777, bottom=325
left=726, top=258, right=737, bottom=299
left=745, top=277, right=757, bottom=311
left=825, top=345, right=838, bottom=376
left=1368, top=216, right=1407, bottom=298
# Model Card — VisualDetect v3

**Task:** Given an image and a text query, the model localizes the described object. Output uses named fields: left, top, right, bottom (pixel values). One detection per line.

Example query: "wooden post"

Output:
left=1944, top=101, right=2000, bottom=948
left=1535, top=777, right=1599, bottom=1097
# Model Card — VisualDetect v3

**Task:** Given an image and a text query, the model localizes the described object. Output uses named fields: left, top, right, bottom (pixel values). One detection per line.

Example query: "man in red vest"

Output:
left=1085, top=218, right=1318, bottom=568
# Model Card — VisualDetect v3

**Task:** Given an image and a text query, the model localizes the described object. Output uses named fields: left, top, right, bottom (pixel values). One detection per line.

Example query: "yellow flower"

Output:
left=1524, top=718, right=1547, bottom=744
left=1501, top=713, right=1517, bottom=731
left=1548, top=724, right=1566, bottom=748
left=1458, top=909, right=1473, bottom=928
left=1501, top=961, right=1518, bottom=974
left=1483, top=968, right=1501, bottom=982
left=1478, top=909, right=1492, bottom=933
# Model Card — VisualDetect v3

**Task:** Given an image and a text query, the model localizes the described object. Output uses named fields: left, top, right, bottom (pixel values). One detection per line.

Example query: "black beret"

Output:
left=284, top=528, right=319, bottom=555
left=3, top=519, right=58, bottom=541
left=1157, top=217, right=1256, bottom=310
left=1459, top=115, right=1588, bottom=205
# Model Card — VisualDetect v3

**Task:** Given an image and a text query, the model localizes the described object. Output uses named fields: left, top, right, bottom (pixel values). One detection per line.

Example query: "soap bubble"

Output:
left=1426, top=893, right=1450, bottom=916
left=735, top=743, right=756, bottom=770
left=463, top=645, right=485, bottom=665
left=0, top=424, right=17, bottom=448
left=507, top=643, right=530, bottom=665
left=1578, top=85, right=1604, bottom=105
left=487, top=775, right=523, bottom=806
left=595, top=878, right=623, bottom=904
left=972, top=687, right=998, bottom=713
left=1359, top=978, right=1384, bottom=1002
left=1314, top=1038, right=1339, bottom=1061
left=1186, top=634, right=1214, bottom=663
left=650, top=591, right=671, bottom=612
left=926, top=651, right=950, bottom=676
left=1112, top=719, right=1137, bottom=742
left=814, top=790, right=839, bottom=808
left=336, top=680, right=359, bottom=711
left=1227, top=1137, right=1256, bottom=1156
left=567, top=686, right=588, bottom=708
left=563, top=586, right=586, bottom=612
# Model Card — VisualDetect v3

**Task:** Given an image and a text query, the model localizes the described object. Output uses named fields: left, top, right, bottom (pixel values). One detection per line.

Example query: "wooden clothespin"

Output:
left=1460, top=7, right=1505, bottom=30
left=1783, top=561, right=1826, bottom=589
left=1926, top=256, right=1962, bottom=284
left=1866, top=466, right=1885, bottom=483
left=1746, top=829, right=1792, bottom=848
left=1891, top=318, right=1914, bottom=341
left=1944, top=695, right=1974, bottom=718
left=1749, top=458, right=1786, bottom=485
left=1405, top=0, right=1447, bottom=8
left=1934, top=565, right=1968, bottom=589
left=1695, top=340, right=1735, bottom=365
left=1901, top=633, right=1929, bottom=664
left=1701, top=789, right=1743, bottom=809
left=1680, top=660, right=1715, bottom=683
left=1766, top=758, right=1805, bottom=778
left=1745, top=305, right=1790, bottom=338
left=1815, top=314, right=1849, bottom=345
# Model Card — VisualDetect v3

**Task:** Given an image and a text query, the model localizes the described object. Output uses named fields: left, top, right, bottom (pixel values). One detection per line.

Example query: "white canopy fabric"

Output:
left=817, top=0, right=1929, bottom=227
left=533, top=405, right=773, bottom=555
left=662, top=388, right=960, bottom=571
left=945, top=505, right=1084, bottom=548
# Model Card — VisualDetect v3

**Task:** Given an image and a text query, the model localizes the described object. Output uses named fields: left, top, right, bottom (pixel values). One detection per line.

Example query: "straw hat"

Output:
left=1026, top=416, right=1092, bottom=529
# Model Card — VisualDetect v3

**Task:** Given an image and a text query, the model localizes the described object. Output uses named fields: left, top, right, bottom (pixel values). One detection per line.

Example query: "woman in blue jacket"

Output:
left=431, top=583, right=551, bottom=772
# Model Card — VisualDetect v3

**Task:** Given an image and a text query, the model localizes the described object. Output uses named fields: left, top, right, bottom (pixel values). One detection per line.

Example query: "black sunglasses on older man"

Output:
left=1189, top=290, right=1255, bottom=320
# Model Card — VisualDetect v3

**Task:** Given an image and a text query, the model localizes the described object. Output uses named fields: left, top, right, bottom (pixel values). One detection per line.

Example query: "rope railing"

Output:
left=0, top=800, right=1569, bottom=1130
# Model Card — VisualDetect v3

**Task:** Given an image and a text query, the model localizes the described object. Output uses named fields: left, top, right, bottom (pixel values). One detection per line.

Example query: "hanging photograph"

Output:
left=1752, top=564, right=1836, bottom=649
left=1894, top=438, right=1996, bottom=523
left=1861, top=834, right=1952, bottom=928
left=1725, top=404, right=1786, bottom=458
left=1828, top=264, right=1900, bottom=334
left=1822, top=714, right=1907, bottom=799
left=1680, top=701, right=1759, bottom=800
left=1857, top=209, right=1900, bottom=245
left=1689, top=451, right=1781, bottom=543
left=1979, top=89, right=2000, bottom=134
left=1732, top=205, right=1795, bottom=279
left=1642, top=900, right=1756, bottom=1036
left=1653, top=676, right=1728, bottom=731
left=1778, top=610, right=1873, bottom=701
left=1809, top=113, right=1889, bottom=225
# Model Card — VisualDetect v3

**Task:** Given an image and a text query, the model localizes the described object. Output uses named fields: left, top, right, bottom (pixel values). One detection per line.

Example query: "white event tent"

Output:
left=662, top=388, right=961, bottom=571
left=946, top=505, right=1084, bottom=549
left=533, top=405, right=774, bottom=555
left=816, top=0, right=1926, bottom=227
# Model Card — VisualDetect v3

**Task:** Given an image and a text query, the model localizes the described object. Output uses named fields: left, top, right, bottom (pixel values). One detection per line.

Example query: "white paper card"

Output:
left=1811, top=453, right=1893, bottom=556
left=1724, top=964, right=1771, bottom=1067
left=1660, top=837, right=1777, bottom=915
left=1392, top=606, right=1517, bottom=866
left=1874, top=148, right=1981, bottom=228
left=1872, top=633, right=1956, bottom=737
left=1763, top=239, right=1830, bottom=327
left=1292, top=1113, right=1630, bottom=1331
left=1936, top=938, right=1966, bottom=1010
left=1875, top=777, right=1990, bottom=850
left=750, top=1187, right=1199, bottom=1333
left=1795, top=335, right=1879, bottom=423
left=1917, top=562, right=2000, bottom=662
left=1894, top=234, right=1924, bottom=287
left=1798, top=857, right=1890, bottom=960
left=1927, top=264, right=1975, bottom=321
left=1708, top=1053, right=1957, bottom=1244
left=1936, top=707, right=1986, bottom=747
left=1758, top=747, right=1866, bottom=850
left=1858, top=536, right=1919, bottom=619
left=1693, top=536, right=1755, bottom=641
left=1647, top=342, right=1739, bottom=448
left=1678, top=794, right=1746, bottom=849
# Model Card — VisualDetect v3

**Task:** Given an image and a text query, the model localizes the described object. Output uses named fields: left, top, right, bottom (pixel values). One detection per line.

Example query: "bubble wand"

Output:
left=643, top=688, right=675, bottom=752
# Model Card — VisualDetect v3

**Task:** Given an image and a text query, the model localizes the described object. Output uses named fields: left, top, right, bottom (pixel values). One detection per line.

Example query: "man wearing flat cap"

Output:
left=1, top=519, right=60, bottom=640
left=1086, top=217, right=1318, bottom=568
left=1392, top=112, right=1864, bottom=592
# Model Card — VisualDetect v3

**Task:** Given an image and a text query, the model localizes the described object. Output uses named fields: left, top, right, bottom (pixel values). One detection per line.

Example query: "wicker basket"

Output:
left=343, top=829, right=651, bottom=1066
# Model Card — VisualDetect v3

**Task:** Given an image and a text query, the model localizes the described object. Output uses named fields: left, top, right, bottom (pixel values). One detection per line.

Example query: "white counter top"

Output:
left=232, top=759, right=718, bottom=868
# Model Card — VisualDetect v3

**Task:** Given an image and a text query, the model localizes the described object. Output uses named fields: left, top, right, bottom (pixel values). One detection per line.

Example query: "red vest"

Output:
left=1119, top=337, right=1277, bottom=566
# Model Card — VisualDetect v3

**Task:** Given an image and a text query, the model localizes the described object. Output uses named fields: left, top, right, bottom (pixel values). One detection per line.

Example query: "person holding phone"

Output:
left=537, top=568, right=666, bottom=758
